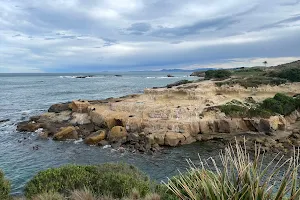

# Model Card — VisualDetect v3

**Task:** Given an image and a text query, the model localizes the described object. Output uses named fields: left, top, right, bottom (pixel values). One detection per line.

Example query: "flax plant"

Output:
left=164, top=140, right=300, bottom=200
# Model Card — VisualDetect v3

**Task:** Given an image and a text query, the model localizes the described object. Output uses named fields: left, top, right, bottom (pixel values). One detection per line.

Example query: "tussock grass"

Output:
left=164, top=140, right=300, bottom=200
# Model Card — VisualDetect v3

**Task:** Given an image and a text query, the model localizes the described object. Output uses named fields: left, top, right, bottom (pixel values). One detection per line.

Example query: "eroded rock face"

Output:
left=53, top=126, right=78, bottom=140
left=164, top=132, right=185, bottom=146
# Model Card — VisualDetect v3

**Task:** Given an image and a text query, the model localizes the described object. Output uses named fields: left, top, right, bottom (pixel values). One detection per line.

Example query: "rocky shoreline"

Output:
left=16, top=80, right=300, bottom=154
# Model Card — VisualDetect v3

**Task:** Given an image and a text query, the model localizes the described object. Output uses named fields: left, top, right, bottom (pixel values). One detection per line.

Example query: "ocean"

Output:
left=0, top=72, right=224, bottom=195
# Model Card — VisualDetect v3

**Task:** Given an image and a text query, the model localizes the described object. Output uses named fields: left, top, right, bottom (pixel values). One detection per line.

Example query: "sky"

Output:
left=0, top=0, right=300, bottom=73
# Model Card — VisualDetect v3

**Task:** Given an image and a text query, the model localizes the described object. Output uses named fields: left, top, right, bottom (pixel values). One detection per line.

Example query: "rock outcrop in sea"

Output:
left=16, top=79, right=300, bottom=154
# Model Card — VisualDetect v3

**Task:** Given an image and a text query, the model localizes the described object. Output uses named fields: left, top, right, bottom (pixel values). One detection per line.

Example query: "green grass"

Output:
left=164, top=141, right=300, bottom=200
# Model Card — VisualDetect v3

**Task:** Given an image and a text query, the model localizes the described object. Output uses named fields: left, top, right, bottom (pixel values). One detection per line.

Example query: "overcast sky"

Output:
left=1, top=0, right=300, bottom=72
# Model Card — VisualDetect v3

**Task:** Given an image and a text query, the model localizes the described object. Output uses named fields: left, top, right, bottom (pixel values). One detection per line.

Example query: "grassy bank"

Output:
left=1, top=142, right=300, bottom=200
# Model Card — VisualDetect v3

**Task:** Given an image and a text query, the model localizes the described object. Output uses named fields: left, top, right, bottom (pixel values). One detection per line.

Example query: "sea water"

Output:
left=0, top=72, right=223, bottom=195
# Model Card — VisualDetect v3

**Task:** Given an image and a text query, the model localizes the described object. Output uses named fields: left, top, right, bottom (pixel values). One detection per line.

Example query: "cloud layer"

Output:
left=0, top=0, right=300, bottom=72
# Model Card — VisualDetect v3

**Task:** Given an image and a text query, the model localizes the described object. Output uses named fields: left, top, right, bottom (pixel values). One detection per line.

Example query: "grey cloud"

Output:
left=124, top=22, right=152, bottom=35
left=255, top=14, right=300, bottom=31
left=281, top=0, right=300, bottom=6
left=151, top=6, right=258, bottom=38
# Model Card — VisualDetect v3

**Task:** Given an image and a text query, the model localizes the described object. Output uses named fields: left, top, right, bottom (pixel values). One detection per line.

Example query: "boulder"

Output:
left=48, top=102, right=70, bottom=113
left=154, top=133, right=166, bottom=145
left=17, top=121, right=42, bottom=132
left=53, top=126, right=78, bottom=140
left=164, top=132, right=185, bottom=147
left=108, top=126, right=127, bottom=142
left=259, top=119, right=272, bottom=133
left=84, top=130, right=106, bottom=145
left=70, top=100, right=91, bottom=113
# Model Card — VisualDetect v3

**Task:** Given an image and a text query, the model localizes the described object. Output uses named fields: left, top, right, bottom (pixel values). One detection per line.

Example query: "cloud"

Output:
left=125, top=22, right=152, bottom=35
left=0, top=0, right=300, bottom=72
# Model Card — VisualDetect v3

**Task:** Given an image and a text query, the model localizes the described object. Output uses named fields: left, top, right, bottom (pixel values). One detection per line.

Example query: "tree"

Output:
left=263, top=61, right=268, bottom=67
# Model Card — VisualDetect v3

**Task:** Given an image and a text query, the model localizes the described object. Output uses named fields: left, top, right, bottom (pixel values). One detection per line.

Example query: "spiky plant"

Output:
left=164, top=140, right=300, bottom=200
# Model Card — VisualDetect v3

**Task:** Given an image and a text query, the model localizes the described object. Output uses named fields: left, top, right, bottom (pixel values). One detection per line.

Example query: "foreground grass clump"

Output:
left=205, top=69, right=232, bottom=80
left=164, top=142, right=300, bottom=200
left=220, top=93, right=300, bottom=118
left=25, top=163, right=151, bottom=199
left=0, top=170, right=11, bottom=200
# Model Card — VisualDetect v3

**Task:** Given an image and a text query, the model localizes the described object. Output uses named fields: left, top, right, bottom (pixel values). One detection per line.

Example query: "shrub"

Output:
left=205, top=70, right=232, bottom=80
left=261, top=93, right=297, bottom=116
left=276, top=68, right=300, bottom=82
left=216, top=77, right=287, bottom=88
left=25, top=163, right=151, bottom=199
left=0, top=170, right=11, bottom=200
left=164, top=141, right=300, bottom=200
left=219, top=104, right=247, bottom=117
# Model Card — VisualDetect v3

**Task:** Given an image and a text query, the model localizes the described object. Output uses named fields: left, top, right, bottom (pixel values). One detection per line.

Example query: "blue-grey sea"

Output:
left=0, top=72, right=224, bottom=195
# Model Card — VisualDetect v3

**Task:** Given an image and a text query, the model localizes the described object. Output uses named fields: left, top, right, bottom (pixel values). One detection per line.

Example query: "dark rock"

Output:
left=48, top=103, right=71, bottom=113
left=115, top=75, right=122, bottom=77
left=17, top=121, right=42, bottom=132
left=166, top=80, right=192, bottom=88
left=0, top=119, right=9, bottom=123
left=98, top=140, right=109, bottom=146
left=77, top=123, right=95, bottom=138
left=167, top=74, right=174, bottom=77
left=75, top=75, right=94, bottom=78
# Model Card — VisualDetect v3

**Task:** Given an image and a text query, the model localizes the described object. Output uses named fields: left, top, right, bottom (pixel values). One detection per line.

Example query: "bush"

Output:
left=25, top=163, right=151, bottom=199
left=276, top=68, right=300, bottom=82
left=205, top=69, right=232, bottom=80
left=216, top=77, right=287, bottom=88
left=164, top=141, right=300, bottom=200
left=0, top=170, right=11, bottom=200
left=219, top=93, right=299, bottom=118
left=261, top=93, right=297, bottom=116
left=219, top=104, right=247, bottom=117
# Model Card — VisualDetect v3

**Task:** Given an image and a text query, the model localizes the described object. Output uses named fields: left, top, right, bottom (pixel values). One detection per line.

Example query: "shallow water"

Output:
left=0, top=72, right=227, bottom=195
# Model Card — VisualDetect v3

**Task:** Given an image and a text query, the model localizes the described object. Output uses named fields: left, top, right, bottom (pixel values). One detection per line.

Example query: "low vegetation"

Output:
left=1, top=140, right=300, bottom=200
left=164, top=141, right=300, bottom=200
left=215, top=77, right=287, bottom=88
left=205, top=69, right=232, bottom=80
left=0, top=170, right=11, bottom=200
left=24, top=163, right=152, bottom=199
left=269, top=68, right=300, bottom=82
left=220, top=93, right=300, bottom=118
